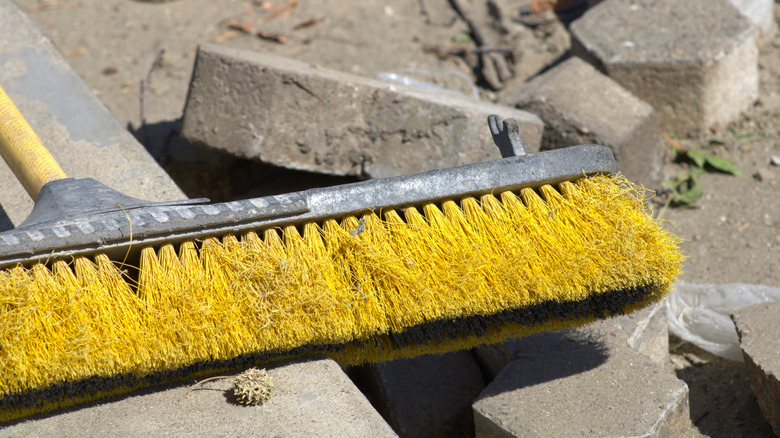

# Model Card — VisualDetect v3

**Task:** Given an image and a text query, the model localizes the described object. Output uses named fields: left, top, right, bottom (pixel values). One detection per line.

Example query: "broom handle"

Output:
left=0, top=85, right=68, bottom=201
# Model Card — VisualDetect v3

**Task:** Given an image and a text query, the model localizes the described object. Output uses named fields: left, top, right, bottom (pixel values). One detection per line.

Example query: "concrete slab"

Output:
left=731, top=302, right=780, bottom=436
left=3, top=358, right=398, bottom=438
left=0, top=2, right=395, bottom=434
left=472, top=312, right=691, bottom=437
left=474, top=300, right=669, bottom=380
left=728, top=0, right=777, bottom=41
left=570, top=0, right=758, bottom=136
left=180, top=44, right=543, bottom=179
left=587, top=0, right=777, bottom=42
left=501, top=56, right=663, bottom=186
left=351, top=351, right=485, bottom=438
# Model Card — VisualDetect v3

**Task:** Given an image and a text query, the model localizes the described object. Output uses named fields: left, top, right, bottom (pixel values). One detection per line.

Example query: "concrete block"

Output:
left=351, top=351, right=485, bottom=438
left=731, top=302, right=780, bottom=436
left=181, top=44, right=543, bottom=179
left=728, top=0, right=777, bottom=41
left=502, top=56, right=663, bottom=186
left=474, top=300, right=669, bottom=380
left=472, top=306, right=690, bottom=437
left=5, top=358, right=398, bottom=437
left=570, top=0, right=758, bottom=136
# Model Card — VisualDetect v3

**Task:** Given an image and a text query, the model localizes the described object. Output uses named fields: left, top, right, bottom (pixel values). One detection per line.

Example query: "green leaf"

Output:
left=735, top=132, right=764, bottom=141
left=660, top=178, right=678, bottom=190
left=671, top=172, right=704, bottom=205
left=687, top=166, right=705, bottom=178
left=672, top=184, right=703, bottom=205
left=661, top=147, right=739, bottom=208
left=705, top=154, right=742, bottom=176
left=661, top=168, right=705, bottom=206
left=452, top=33, right=472, bottom=44
left=686, top=149, right=707, bottom=168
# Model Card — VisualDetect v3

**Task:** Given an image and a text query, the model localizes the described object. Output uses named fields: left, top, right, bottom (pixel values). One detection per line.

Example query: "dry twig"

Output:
left=447, top=0, right=514, bottom=90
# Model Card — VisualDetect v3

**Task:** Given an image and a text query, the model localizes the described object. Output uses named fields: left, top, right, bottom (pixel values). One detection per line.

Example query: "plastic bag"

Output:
left=377, top=68, right=480, bottom=99
left=665, top=282, right=780, bottom=362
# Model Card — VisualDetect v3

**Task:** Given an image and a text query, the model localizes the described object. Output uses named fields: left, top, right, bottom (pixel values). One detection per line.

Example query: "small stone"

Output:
left=753, top=168, right=776, bottom=182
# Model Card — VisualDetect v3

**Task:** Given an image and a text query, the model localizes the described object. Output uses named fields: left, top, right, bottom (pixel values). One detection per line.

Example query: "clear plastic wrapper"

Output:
left=666, top=282, right=780, bottom=361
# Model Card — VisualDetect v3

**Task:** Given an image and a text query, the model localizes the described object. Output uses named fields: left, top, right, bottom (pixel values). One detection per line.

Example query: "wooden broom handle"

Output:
left=0, top=85, right=68, bottom=201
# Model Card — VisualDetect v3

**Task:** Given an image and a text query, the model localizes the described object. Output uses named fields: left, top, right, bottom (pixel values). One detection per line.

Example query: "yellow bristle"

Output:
left=0, top=174, right=683, bottom=423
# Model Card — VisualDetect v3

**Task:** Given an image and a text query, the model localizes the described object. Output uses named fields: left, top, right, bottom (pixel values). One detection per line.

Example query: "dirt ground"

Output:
left=15, top=0, right=779, bottom=436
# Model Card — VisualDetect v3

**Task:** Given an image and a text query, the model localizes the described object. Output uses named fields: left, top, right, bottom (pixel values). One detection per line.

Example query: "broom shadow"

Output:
left=476, top=330, right=609, bottom=395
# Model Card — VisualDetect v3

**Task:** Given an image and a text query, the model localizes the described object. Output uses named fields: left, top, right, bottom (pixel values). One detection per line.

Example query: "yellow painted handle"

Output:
left=0, top=85, right=68, bottom=200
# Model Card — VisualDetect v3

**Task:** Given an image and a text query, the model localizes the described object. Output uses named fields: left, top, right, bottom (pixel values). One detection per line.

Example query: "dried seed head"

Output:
left=233, top=368, right=273, bottom=406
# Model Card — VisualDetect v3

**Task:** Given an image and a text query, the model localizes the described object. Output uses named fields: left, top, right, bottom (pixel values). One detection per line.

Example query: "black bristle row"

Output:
left=0, top=284, right=655, bottom=416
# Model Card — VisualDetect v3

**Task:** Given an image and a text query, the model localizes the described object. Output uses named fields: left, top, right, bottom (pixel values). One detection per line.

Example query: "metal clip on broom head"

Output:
left=0, top=83, right=683, bottom=423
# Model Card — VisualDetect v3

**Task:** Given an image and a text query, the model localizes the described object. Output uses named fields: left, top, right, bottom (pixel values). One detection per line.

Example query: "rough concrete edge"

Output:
left=626, top=299, right=663, bottom=350
left=193, top=43, right=543, bottom=127
left=646, top=382, right=692, bottom=438
left=181, top=43, right=544, bottom=174
left=472, top=408, right=513, bottom=438
left=730, top=304, right=780, bottom=436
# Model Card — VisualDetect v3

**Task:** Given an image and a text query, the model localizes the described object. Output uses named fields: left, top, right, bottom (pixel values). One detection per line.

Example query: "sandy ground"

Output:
left=14, top=0, right=779, bottom=435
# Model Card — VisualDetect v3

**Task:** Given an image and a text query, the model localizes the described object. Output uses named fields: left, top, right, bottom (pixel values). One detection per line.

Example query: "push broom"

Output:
left=0, top=84, right=682, bottom=422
